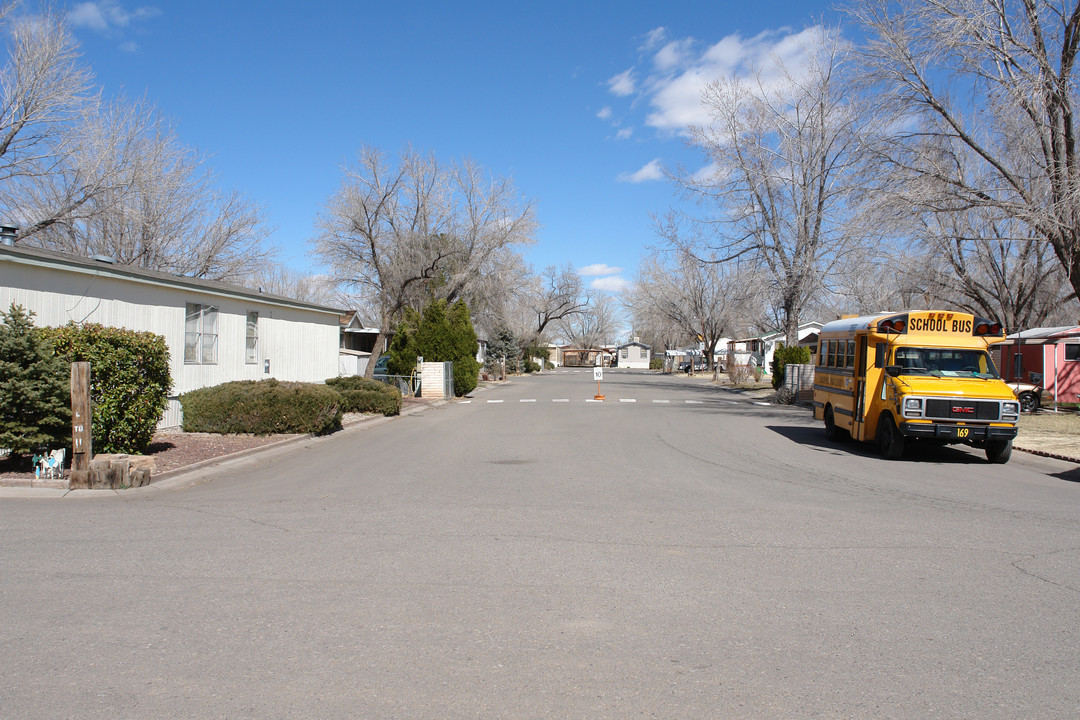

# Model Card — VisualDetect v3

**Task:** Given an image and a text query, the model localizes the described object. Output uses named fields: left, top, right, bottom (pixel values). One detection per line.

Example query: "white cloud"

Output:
left=591, top=276, right=629, bottom=292
left=616, top=158, right=664, bottom=183
left=607, top=68, right=636, bottom=97
left=615, top=127, right=633, bottom=140
left=578, top=263, right=623, bottom=277
left=68, top=2, right=160, bottom=36
left=596, top=106, right=612, bottom=120
left=653, top=39, right=695, bottom=72
left=641, top=27, right=668, bottom=52
left=624, top=26, right=829, bottom=134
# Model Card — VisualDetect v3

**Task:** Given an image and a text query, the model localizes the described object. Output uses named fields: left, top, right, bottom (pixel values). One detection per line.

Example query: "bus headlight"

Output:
left=904, top=397, right=923, bottom=417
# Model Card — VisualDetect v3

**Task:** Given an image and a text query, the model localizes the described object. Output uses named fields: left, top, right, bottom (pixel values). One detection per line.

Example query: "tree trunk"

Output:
left=363, top=328, right=387, bottom=379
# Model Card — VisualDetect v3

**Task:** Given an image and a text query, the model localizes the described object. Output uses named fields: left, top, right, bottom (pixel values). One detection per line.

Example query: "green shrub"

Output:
left=650, top=357, right=663, bottom=370
left=325, top=375, right=402, bottom=416
left=43, top=322, right=171, bottom=454
left=0, top=304, right=71, bottom=459
left=771, top=343, right=812, bottom=390
left=388, top=299, right=480, bottom=397
left=180, top=379, right=342, bottom=435
left=523, top=358, right=540, bottom=373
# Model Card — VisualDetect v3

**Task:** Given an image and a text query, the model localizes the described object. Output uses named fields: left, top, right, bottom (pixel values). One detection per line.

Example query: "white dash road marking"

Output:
left=460, top=400, right=472, bottom=404
left=652, top=399, right=671, bottom=404
left=553, top=399, right=570, bottom=403
left=487, top=400, right=504, bottom=404
left=685, top=400, right=704, bottom=404
left=586, top=398, right=604, bottom=403
left=520, top=399, right=536, bottom=403
left=619, top=398, right=636, bottom=403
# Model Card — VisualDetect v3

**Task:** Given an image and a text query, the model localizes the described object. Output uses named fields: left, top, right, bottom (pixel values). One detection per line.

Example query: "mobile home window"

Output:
left=185, top=303, right=218, bottom=364
left=621, top=348, right=628, bottom=359
left=245, top=312, right=259, bottom=364
left=1066, top=344, right=1080, bottom=361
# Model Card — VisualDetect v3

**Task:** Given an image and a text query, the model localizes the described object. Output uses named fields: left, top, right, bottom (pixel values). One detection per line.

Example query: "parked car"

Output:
left=1006, top=376, right=1043, bottom=413
left=372, top=355, right=390, bottom=382
left=679, top=359, right=708, bottom=372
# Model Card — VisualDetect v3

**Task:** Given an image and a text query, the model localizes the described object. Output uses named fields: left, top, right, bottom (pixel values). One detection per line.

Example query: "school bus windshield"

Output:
left=892, top=347, right=999, bottom=378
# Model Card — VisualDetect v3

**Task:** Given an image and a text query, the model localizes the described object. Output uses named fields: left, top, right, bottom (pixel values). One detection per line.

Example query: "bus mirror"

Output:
left=885, top=365, right=901, bottom=377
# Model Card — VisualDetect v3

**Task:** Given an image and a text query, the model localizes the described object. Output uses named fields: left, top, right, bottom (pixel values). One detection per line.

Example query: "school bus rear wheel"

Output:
left=824, top=406, right=847, bottom=442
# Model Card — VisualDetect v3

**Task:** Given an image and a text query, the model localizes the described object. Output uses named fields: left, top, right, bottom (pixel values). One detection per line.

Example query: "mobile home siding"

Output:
left=1, top=248, right=340, bottom=427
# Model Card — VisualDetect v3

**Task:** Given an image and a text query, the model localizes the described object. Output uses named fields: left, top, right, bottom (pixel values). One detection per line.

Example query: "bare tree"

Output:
left=628, top=238, right=760, bottom=373
left=243, top=263, right=343, bottom=306
left=852, top=0, right=1080, bottom=304
left=28, top=106, right=274, bottom=281
left=915, top=205, right=1075, bottom=328
left=675, top=26, right=877, bottom=345
left=0, top=6, right=115, bottom=238
left=524, top=263, right=590, bottom=345
left=556, top=292, right=620, bottom=349
left=313, top=146, right=536, bottom=377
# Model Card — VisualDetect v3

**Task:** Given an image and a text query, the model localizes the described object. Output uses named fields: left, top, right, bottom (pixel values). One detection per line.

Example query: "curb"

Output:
left=0, top=399, right=449, bottom=499
left=1014, top=446, right=1080, bottom=464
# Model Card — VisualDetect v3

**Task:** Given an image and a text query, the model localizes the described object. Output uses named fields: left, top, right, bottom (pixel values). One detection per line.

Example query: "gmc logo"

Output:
left=952, top=406, right=975, bottom=414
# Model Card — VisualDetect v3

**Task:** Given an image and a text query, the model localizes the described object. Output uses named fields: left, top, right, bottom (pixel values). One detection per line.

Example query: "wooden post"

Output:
left=70, top=362, right=92, bottom=485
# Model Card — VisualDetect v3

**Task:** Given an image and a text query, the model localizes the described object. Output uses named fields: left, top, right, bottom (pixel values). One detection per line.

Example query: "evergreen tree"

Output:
left=386, top=299, right=480, bottom=396
left=0, top=305, right=71, bottom=459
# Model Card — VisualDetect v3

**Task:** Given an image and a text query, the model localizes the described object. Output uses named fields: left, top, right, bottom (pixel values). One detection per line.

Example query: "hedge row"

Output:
left=180, top=376, right=403, bottom=435
left=180, top=379, right=343, bottom=436
left=325, top=375, right=402, bottom=416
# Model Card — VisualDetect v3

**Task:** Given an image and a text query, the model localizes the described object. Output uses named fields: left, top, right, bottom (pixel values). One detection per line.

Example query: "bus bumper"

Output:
left=898, top=422, right=1018, bottom=442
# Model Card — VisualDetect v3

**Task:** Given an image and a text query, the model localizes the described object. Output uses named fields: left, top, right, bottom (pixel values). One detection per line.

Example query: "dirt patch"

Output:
left=1016, top=412, right=1080, bottom=461
left=0, top=412, right=375, bottom=487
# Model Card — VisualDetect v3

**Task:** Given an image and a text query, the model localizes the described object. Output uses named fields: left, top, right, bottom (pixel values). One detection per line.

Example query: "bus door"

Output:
left=851, top=335, right=869, bottom=440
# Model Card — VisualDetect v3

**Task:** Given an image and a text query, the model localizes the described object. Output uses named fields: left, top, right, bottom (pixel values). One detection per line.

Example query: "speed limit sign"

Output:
left=593, top=366, right=603, bottom=381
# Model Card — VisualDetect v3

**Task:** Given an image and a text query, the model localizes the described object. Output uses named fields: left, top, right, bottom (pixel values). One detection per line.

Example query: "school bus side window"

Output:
left=846, top=340, right=855, bottom=368
left=827, top=340, right=836, bottom=367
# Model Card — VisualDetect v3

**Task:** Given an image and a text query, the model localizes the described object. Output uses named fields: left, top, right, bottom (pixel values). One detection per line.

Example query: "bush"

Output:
left=43, top=322, right=171, bottom=455
left=523, top=358, right=540, bottom=373
left=388, top=299, right=480, bottom=396
left=325, top=375, right=402, bottom=416
left=180, top=379, right=342, bottom=435
left=771, top=343, right=812, bottom=390
left=0, top=305, right=71, bottom=459
left=650, top=357, right=663, bottom=370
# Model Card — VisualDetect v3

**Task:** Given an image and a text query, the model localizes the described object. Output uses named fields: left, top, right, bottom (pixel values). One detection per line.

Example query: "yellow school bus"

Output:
left=813, top=311, right=1019, bottom=463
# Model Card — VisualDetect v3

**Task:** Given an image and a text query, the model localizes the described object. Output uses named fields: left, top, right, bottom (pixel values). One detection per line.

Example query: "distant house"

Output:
left=727, top=322, right=823, bottom=372
left=339, top=311, right=387, bottom=376
left=1, top=243, right=343, bottom=428
left=995, top=326, right=1080, bottom=403
left=616, top=339, right=651, bottom=369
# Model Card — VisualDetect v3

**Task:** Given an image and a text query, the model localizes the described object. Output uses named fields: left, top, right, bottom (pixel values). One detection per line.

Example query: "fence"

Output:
left=784, top=363, right=815, bottom=404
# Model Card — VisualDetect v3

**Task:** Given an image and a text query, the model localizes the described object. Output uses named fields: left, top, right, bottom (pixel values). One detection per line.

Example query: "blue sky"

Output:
left=66, top=0, right=841, bottom=293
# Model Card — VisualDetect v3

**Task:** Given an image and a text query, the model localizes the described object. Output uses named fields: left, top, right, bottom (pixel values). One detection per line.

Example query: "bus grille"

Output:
left=924, top=399, right=1000, bottom=421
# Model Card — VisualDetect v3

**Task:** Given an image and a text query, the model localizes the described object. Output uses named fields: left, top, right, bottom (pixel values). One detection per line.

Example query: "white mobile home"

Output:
left=1, top=244, right=343, bottom=427
left=616, top=340, right=651, bottom=369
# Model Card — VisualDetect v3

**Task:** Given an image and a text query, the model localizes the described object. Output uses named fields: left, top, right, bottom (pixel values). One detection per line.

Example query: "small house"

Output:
left=616, top=340, right=651, bottom=369
left=995, top=326, right=1080, bottom=403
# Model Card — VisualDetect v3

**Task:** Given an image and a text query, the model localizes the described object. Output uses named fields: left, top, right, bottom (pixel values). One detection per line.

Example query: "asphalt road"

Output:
left=3, top=369, right=1079, bottom=719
